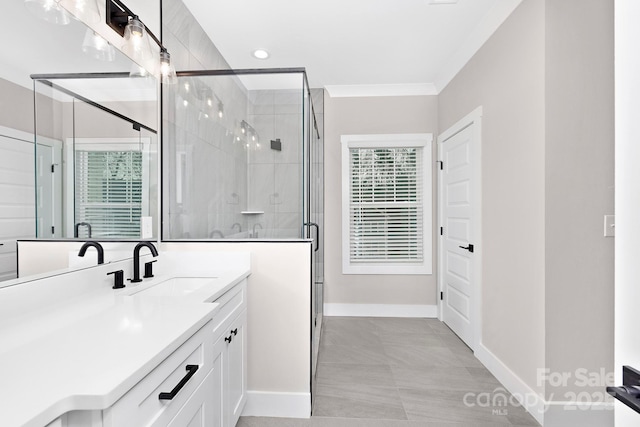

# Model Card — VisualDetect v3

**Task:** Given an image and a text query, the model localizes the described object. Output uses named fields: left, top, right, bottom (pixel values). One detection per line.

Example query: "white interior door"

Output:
left=439, top=111, right=481, bottom=349
left=0, top=132, right=35, bottom=280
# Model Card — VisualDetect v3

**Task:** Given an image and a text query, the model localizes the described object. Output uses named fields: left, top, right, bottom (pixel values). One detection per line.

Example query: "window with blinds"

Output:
left=341, top=134, right=432, bottom=275
left=75, top=151, right=143, bottom=238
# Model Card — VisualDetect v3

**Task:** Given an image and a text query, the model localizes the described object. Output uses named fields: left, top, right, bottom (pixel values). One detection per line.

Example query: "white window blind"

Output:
left=75, top=151, right=142, bottom=238
left=341, top=134, right=432, bottom=275
left=349, top=147, right=423, bottom=263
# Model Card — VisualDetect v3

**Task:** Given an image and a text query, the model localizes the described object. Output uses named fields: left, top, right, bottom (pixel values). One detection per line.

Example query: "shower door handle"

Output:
left=304, top=222, right=320, bottom=252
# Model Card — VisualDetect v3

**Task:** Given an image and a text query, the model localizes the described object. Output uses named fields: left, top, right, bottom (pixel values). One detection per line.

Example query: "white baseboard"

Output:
left=543, top=402, right=613, bottom=427
left=475, top=343, right=546, bottom=425
left=475, top=343, right=615, bottom=427
left=242, top=391, right=311, bottom=418
left=323, top=303, right=438, bottom=318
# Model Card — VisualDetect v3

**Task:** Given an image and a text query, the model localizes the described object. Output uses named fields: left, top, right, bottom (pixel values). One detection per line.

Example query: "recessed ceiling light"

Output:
left=252, top=49, right=270, bottom=60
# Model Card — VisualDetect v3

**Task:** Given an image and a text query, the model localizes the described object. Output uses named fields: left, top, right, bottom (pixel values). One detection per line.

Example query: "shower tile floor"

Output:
left=238, top=317, right=540, bottom=427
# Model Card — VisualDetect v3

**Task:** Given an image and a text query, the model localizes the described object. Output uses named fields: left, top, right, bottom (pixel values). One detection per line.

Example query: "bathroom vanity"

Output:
left=0, top=251, right=249, bottom=427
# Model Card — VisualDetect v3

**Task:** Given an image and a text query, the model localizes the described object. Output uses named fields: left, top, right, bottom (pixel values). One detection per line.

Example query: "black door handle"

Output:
left=158, top=365, right=199, bottom=400
left=303, top=222, right=320, bottom=252
left=459, top=244, right=474, bottom=253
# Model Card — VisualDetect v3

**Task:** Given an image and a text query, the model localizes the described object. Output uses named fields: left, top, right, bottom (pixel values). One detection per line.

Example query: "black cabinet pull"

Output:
left=225, top=335, right=233, bottom=343
left=158, top=365, right=199, bottom=400
left=231, top=328, right=238, bottom=336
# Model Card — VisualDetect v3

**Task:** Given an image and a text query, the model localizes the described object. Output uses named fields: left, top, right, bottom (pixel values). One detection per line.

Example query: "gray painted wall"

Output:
left=439, top=0, right=546, bottom=394
left=439, top=0, right=614, bottom=406
left=323, top=95, right=439, bottom=307
left=544, top=0, right=614, bottom=400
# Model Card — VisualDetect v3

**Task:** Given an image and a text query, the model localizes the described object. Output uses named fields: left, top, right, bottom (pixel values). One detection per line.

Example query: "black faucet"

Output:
left=78, top=241, right=104, bottom=265
left=131, top=241, right=158, bottom=283
left=74, top=222, right=92, bottom=238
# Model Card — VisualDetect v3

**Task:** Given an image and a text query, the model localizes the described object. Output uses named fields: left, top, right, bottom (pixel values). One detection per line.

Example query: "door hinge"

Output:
left=437, top=160, right=443, bottom=170
left=440, top=227, right=443, bottom=236
left=440, top=291, right=444, bottom=301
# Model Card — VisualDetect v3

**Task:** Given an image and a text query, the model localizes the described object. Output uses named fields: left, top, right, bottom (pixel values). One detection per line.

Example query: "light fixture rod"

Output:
left=106, top=0, right=162, bottom=47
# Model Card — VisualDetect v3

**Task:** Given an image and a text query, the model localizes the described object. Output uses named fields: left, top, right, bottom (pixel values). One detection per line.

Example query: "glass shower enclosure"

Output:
left=162, top=69, right=322, bottom=241
left=162, top=67, right=325, bottom=383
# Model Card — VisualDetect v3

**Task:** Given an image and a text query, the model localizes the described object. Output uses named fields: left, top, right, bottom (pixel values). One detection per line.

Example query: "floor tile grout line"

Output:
left=310, top=317, right=538, bottom=426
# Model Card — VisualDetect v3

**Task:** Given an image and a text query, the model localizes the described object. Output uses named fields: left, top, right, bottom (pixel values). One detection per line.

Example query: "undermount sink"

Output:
left=127, top=277, right=217, bottom=297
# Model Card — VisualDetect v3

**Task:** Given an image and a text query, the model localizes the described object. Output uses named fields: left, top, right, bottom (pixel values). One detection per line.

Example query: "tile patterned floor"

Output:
left=238, top=317, right=540, bottom=427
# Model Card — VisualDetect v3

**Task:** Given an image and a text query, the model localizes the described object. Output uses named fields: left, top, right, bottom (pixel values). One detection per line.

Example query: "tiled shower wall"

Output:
left=246, top=90, right=303, bottom=238
left=162, top=0, right=249, bottom=239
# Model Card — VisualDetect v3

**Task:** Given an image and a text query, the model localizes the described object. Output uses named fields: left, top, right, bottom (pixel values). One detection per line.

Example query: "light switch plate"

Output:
left=604, top=215, right=615, bottom=237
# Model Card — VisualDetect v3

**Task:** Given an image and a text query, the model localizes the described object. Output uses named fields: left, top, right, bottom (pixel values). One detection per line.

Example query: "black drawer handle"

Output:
left=231, top=328, right=238, bottom=336
left=158, top=365, right=199, bottom=400
left=225, top=335, right=233, bottom=343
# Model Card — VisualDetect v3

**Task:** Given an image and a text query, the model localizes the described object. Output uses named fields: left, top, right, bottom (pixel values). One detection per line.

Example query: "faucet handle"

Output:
left=143, top=260, right=157, bottom=279
left=107, top=270, right=125, bottom=289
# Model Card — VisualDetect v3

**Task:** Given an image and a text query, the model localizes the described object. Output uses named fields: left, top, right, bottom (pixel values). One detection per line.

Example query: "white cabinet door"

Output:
left=209, top=332, right=226, bottom=427
left=225, top=309, right=247, bottom=427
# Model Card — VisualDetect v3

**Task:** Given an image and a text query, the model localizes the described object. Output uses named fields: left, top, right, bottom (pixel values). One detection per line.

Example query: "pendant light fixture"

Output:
left=24, top=0, right=71, bottom=25
left=122, top=15, right=153, bottom=63
left=159, top=48, right=177, bottom=85
left=106, top=0, right=177, bottom=84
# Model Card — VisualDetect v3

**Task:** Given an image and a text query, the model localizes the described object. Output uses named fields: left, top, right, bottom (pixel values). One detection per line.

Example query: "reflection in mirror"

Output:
left=0, top=2, right=158, bottom=282
left=33, top=76, right=158, bottom=239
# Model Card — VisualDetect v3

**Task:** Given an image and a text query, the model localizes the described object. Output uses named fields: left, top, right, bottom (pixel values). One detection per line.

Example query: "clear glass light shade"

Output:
left=24, top=0, right=71, bottom=25
left=58, top=0, right=100, bottom=24
left=129, top=63, right=150, bottom=78
left=82, top=29, right=115, bottom=62
left=159, top=50, right=177, bottom=85
left=122, top=16, right=153, bottom=62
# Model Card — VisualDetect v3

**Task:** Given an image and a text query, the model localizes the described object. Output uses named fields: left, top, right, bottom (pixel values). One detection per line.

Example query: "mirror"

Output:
left=33, top=75, right=158, bottom=239
left=0, top=1, right=158, bottom=282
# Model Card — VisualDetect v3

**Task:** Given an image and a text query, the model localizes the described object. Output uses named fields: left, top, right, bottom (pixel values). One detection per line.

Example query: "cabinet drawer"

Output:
left=167, top=368, right=218, bottom=427
left=104, top=322, right=213, bottom=427
left=211, top=280, right=246, bottom=339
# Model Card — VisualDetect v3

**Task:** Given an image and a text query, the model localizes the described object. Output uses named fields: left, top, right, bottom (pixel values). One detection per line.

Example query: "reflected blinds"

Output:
left=348, top=147, right=423, bottom=263
left=75, top=151, right=142, bottom=238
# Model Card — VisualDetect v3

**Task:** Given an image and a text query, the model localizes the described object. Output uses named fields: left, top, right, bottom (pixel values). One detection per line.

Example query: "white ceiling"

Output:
left=182, top=0, right=523, bottom=94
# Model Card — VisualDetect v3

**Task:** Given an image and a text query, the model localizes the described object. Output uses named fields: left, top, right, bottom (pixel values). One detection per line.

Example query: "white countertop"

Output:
left=0, top=252, right=250, bottom=427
